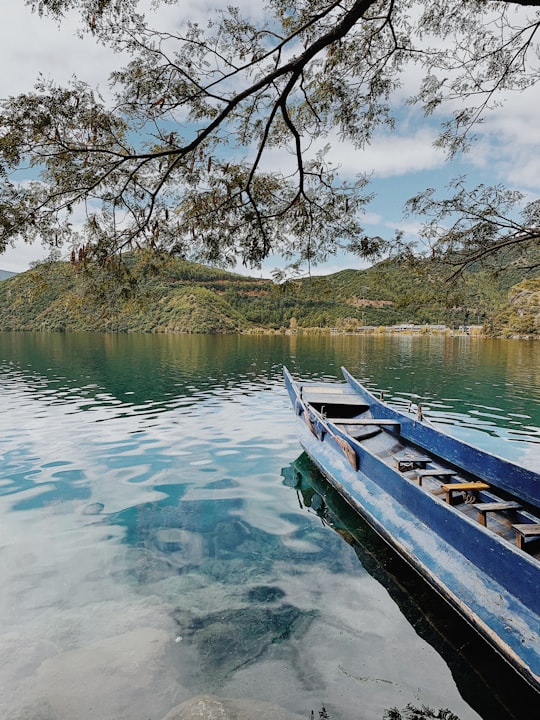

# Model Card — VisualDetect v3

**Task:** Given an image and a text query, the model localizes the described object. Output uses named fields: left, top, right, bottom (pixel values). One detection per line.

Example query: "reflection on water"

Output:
left=2, top=332, right=539, bottom=431
left=0, top=332, right=539, bottom=719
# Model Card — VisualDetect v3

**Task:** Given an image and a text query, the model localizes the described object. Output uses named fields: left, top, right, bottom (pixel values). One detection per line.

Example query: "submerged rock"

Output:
left=245, top=585, right=286, bottom=603
left=174, top=603, right=317, bottom=685
left=5, top=698, right=57, bottom=720
left=161, top=693, right=307, bottom=720
left=27, top=627, right=180, bottom=720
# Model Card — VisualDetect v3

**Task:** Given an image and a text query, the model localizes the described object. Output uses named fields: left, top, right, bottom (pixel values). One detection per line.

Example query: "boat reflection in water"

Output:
left=282, top=453, right=539, bottom=720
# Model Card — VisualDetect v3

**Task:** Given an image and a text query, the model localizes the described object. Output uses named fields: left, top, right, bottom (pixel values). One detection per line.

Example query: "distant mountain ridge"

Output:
left=0, top=269, right=16, bottom=280
left=0, top=255, right=536, bottom=334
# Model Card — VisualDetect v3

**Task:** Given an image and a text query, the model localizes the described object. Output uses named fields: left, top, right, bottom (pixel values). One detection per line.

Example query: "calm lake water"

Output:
left=1, top=332, right=539, bottom=720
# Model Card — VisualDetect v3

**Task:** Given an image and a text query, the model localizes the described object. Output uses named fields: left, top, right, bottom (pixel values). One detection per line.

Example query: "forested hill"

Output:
left=0, top=255, right=536, bottom=335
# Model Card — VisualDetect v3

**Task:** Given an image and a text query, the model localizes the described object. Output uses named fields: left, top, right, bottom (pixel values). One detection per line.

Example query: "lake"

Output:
left=1, top=332, right=539, bottom=720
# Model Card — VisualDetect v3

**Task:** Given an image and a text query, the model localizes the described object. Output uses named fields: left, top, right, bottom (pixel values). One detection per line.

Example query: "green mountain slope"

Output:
left=0, top=259, right=253, bottom=333
left=0, top=254, right=536, bottom=334
left=490, top=278, right=540, bottom=337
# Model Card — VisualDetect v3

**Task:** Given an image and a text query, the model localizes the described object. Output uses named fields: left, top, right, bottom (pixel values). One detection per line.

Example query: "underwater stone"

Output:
left=214, top=520, right=250, bottom=550
left=160, top=693, right=306, bottom=720
left=177, top=603, right=317, bottom=685
left=245, top=585, right=286, bottom=603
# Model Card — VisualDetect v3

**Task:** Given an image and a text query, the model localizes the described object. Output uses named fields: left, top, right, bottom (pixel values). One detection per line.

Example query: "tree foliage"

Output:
left=1, top=0, right=540, bottom=272
left=405, top=180, right=540, bottom=278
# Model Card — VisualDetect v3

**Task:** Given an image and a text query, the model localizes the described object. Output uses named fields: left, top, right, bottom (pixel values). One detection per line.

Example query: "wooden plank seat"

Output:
left=331, top=418, right=400, bottom=426
left=440, top=481, right=490, bottom=505
left=394, top=454, right=432, bottom=472
left=415, top=468, right=456, bottom=487
left=348, top=426, right=383, bottom=441
left=473, top=501, right=521, bottom=527
left=512, top=523, right=540, bottom=550
left=301, top=389, right=368, bottom=407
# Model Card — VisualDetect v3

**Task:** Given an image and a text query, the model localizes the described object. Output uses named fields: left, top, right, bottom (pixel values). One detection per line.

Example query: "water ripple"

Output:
left=1, top=332, right=539, bottom=720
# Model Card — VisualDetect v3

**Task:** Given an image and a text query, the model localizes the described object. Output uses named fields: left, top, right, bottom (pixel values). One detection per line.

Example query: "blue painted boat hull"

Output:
left=284, top=367, right=540, bottom=693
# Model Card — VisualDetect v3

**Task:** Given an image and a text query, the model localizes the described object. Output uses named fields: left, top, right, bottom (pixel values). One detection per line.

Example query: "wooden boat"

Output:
left=284, top=366, right=540, bottom=692
left=282, top=453, right=540, bottom=719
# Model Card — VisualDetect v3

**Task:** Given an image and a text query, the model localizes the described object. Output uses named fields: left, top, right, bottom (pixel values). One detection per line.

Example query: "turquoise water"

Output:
left=1, top=332, right=539, bottom=720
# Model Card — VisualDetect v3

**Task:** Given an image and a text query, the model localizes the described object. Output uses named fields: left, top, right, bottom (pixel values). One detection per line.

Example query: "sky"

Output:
left=1, top=0, right=540, bottom=276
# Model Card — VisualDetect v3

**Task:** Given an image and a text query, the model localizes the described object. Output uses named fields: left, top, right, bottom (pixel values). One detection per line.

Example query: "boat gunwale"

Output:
left=340, top=366, right=540, bottom=509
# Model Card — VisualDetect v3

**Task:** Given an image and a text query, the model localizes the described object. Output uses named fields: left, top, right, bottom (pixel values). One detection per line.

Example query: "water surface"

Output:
left=1, top=332, right=539, bottom=720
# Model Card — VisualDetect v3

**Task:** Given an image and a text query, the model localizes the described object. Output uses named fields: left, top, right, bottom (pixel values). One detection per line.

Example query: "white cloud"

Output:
left=1, top=242, right=50, bottom=273
left=333, top=128, right=445, bottom=178
left=462, top=84, right=540, bottom=193
left=258, top=122, right=445, bottom=183
left=388, top=218, right=423, bottom=236
left=360, top=211, right=383, bottom=226
left=1, top=2, right=116, bottom=96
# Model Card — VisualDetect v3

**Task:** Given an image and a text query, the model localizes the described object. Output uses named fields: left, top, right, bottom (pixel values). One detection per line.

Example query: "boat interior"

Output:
left=299, top=382, right=540, bottom=563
